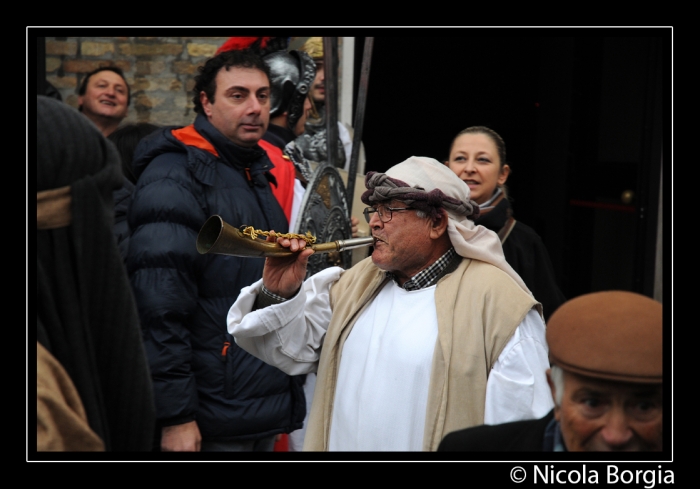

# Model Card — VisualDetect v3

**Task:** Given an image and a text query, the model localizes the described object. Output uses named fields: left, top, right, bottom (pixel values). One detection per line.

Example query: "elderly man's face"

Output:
left=368, top=200, right=444, bottom=284
left=553, top=370, right=663, bottom=452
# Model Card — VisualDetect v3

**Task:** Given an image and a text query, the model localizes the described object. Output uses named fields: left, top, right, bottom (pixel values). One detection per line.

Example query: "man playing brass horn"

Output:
left=228, top=156, right=553, bottom=451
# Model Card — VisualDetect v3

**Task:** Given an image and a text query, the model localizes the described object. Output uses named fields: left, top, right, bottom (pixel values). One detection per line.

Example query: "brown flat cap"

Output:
left=546, top=291, right=662, bottom=383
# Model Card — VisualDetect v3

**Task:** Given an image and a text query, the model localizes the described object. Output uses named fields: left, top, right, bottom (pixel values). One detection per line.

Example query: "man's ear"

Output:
left=200, top=91, right=213, bottom=117
left=546, top=368, right=561, bottom=420
left=430, top=209, right=449, bottom=239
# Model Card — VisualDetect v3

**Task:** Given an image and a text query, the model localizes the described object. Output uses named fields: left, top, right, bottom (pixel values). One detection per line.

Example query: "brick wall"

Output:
left=45, top=37, right=335, bottom=128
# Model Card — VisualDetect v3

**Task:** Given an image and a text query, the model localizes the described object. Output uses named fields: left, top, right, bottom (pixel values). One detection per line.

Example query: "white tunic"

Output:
left=228, top=266, right=553, bottom=451
left=330, top=282, right=438, bottom=450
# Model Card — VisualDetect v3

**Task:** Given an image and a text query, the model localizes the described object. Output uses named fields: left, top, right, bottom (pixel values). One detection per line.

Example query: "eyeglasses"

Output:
left=363, top=204, right=413, bottom=223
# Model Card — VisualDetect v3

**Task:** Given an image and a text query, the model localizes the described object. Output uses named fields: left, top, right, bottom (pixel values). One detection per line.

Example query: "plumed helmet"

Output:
left=215, top=37, right=273, bottom=56
left=300, top=37, right=324, bottom=61
left=263, top=49, right=316, bottom=131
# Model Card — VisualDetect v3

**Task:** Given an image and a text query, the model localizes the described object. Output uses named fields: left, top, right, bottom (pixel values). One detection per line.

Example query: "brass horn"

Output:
left=196, top=215, right=375, bottom=258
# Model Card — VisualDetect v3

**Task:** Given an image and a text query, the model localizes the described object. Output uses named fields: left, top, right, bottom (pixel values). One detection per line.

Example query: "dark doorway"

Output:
left=355, top=30, right=667, bottom=302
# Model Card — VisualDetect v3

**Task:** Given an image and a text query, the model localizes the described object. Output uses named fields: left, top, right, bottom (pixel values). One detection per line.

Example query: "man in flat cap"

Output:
left=228, top=156, right=553, bottom=451
left=438, top=290, right=663, bottom=452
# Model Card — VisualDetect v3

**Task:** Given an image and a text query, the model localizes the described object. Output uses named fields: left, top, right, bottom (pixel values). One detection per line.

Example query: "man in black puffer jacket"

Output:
left=127, top=47, right=305, bottom=452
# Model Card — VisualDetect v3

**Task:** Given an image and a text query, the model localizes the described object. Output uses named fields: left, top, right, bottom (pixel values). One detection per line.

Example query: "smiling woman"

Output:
left=446, top=126, right=566, bottom=322
left=447, top=129, right=509, bottom=206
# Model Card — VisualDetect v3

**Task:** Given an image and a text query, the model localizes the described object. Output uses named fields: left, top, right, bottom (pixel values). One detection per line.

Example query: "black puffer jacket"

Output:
left=127, top=114, right=305, bottom=441
left=113, top=176, right=134, bottom=261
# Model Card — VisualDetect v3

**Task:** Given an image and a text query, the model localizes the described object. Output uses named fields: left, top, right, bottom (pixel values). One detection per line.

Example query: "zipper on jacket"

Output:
left=221, top=341, right=231, bottom=362
left=244, top=168, right=253, bottom=188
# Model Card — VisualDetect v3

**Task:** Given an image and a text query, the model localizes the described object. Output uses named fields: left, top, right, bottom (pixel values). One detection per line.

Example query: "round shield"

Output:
left=293, top=163, right=353, bottom=276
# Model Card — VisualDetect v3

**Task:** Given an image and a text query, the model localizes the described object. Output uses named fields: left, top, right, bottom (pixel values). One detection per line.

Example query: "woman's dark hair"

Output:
left=192, top=49, right=271, bottom=115
left=108, top=123, right=160, bottom=184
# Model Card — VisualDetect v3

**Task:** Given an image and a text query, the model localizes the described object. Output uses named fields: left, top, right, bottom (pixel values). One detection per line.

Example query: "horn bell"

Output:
left=196, top=215, right=295, bottom=258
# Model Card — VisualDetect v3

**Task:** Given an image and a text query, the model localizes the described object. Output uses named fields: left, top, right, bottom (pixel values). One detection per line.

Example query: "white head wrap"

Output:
left=370, top=156, right=531, bottom=294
